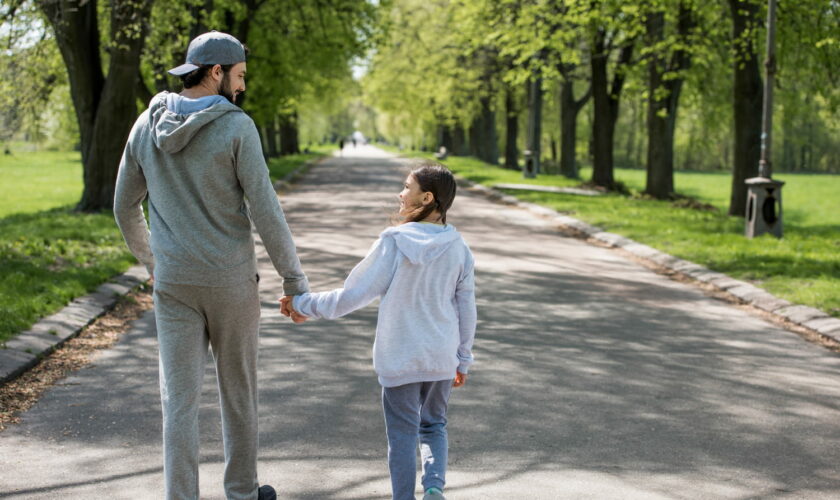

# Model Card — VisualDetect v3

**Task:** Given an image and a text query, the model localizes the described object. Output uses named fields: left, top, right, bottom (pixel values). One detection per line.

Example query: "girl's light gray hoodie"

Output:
left=293, top=222, right=477, bottom=387
left=114, top=92, right=308, bottom=294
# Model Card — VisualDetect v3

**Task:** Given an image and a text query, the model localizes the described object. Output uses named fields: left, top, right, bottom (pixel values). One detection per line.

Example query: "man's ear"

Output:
left=211, top=64, right=224, bottom=81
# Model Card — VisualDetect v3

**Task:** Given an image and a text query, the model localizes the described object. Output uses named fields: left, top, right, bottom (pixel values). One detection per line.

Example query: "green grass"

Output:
left=0, top=147, right=329, bottom=343
left=0, top=208, right=137, bottom=343
left=384, top=146, right=840, bottom=318
left=0, top=151, right=84, bottom=217
left=266, top=144, right=333, bottom=182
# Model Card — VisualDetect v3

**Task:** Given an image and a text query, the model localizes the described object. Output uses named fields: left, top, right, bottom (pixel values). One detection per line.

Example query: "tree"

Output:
left=727, top=0, right=763, bottom=216
left=588, top=1, right=638, bottom=189
left=644, top=1, right=695, bottom=198
left=37, top=0, right=153, bottom=212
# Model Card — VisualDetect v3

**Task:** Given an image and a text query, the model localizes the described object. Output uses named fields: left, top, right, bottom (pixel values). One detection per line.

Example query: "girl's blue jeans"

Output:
left=382, top=379, right=453, bottom=500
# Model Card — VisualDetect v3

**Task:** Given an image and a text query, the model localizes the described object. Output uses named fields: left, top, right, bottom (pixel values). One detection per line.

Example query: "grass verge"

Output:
left=383, top=146, right=840, bottom=318
left=0, top=147, right=329, bottom=343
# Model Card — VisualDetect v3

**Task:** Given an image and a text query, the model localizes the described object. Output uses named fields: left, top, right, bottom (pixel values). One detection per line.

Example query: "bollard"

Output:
left=745, top=177, right=784, bottom=238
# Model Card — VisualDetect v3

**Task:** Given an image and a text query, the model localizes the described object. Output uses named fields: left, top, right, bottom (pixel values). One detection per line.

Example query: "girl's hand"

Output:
left=453, top=372, right=467, bottom=387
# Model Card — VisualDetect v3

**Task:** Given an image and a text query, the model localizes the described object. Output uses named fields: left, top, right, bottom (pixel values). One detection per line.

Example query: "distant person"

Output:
left=114, top=31, right=308, bottom=500
left=339, top=138, right=345, bottom=156
left=352, top=138, right=357, bottom=148
left=279, top=162, right=477, bottom=500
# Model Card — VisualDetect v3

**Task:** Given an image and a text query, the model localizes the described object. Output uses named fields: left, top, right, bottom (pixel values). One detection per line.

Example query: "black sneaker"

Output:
left=258, top=484, right=277, bottom=500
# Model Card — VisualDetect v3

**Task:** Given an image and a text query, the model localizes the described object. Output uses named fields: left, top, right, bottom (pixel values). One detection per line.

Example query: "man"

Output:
left=114, top=31, right=308, bottom=500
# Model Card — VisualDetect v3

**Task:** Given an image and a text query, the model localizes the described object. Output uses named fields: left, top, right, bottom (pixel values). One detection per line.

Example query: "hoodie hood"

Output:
left=381, top=222, right=462, bottom=265
left=148, top=91, right=243, bottom=154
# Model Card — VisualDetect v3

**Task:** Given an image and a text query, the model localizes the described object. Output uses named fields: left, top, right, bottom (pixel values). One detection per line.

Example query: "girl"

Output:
left=280, top=162, right=476, bottom=500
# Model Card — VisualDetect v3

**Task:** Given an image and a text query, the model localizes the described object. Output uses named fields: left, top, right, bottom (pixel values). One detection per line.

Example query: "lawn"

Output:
left=0, top=147, right=329, bottom=343
left=385, top=146, right=840, bottom=318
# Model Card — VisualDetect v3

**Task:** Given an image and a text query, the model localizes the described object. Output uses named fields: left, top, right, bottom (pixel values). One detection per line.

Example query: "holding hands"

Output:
left=279, top=295, right=308, bottom=323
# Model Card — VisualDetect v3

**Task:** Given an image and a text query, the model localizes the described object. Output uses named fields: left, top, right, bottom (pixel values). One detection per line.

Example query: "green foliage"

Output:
left=0, top=4, right=73, bottom=146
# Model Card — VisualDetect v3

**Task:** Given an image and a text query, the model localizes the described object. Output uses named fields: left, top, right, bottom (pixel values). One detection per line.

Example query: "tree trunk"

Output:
left=526, top=72, right=543, bottom=177
left=279, top=112, right=300, bottom=155
left=438, top=124, right=454, bottom=152
left=591, top=30, right=634, bottom=189
left=727, top=0, right=763, bottom=215
left=504, top=87, right=519, bottom=169
left=591, top=28, right=614, bottom=188
left=40, top=0, right=152, bottom=212
left=645, top=5, right=692, bottom=199
left=265, top=117, right=278, bottom=158
left=560, top=77, right=591, bottom=179
left=472, top=96, right=498, bottom=165
left=452, top=125, right=469, bottom=156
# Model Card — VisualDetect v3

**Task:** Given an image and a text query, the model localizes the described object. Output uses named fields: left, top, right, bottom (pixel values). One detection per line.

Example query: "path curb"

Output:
left=0, top=265, right=150, bottom=384
left=454, top=176, right=840, bottom=343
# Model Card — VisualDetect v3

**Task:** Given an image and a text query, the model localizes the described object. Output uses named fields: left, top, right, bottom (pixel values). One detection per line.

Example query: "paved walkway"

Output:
left=2, top=145, right=840, bottom=499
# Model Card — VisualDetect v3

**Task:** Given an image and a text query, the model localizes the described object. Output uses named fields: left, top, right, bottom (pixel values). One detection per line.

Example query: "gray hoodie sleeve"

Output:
left=455, top=250, right=477, bottom=373
left=114, top=137, right=155, bottom=275
left=292, top=236, right=398, bottom=319
left=234, top=119, right=309, bottom=295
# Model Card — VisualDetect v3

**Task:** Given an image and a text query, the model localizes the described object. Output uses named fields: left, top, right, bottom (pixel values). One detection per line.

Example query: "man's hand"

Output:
left=279, top=296, right=308, bottom=323
left=453, top=372, right=467, bottom=387
left=279, top=296, right=293, bottom=316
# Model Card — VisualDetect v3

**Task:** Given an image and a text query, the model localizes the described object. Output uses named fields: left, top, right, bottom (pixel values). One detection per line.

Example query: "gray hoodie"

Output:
left=293, top=222, right=476, bottom=387
left=114, top=91, right=309, bottom=294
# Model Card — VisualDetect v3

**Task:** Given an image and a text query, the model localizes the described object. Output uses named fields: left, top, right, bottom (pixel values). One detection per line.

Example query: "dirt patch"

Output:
left=0, top=286, right=153, bottom=431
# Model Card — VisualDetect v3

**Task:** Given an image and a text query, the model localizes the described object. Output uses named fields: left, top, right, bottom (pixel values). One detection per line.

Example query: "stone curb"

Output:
left=455, top=176, right=840, bottom=343
left=0, top=265, right=150, bottom=384
left=0, top=153, right=330, bottom=386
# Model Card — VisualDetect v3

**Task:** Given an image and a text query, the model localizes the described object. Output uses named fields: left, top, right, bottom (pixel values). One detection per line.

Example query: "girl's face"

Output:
left=399, top=174, right=432, bottom=217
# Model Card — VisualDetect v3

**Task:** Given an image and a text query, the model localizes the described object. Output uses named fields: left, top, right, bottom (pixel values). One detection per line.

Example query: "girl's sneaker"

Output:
left=423, top=487, right=446, bottom=500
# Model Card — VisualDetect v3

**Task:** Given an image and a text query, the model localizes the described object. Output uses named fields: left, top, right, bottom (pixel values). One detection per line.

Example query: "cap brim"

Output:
left=168, top=63, right=200, bottom=76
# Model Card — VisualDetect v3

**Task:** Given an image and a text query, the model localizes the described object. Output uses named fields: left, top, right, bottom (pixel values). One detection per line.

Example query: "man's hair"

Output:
left=180, top=64, right=235, bottom=89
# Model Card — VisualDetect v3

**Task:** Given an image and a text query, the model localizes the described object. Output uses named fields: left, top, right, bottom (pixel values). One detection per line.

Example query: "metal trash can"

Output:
left=523, top=149, right=536, bottom=178
left=745, top=177, right=784, bottom=238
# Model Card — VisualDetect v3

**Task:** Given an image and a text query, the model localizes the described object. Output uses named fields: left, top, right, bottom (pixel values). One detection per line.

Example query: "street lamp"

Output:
left=745, top=0, right=784, bottom=238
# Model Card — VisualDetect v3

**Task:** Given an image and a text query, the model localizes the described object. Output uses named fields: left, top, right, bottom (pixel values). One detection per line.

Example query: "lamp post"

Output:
left=745, top=0, right=784, bottom=238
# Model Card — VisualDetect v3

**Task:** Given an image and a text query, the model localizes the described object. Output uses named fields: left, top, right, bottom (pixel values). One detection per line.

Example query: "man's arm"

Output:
left=114, top=139, right=155, bottom=276
left=234, top=119, right=309, bottom=295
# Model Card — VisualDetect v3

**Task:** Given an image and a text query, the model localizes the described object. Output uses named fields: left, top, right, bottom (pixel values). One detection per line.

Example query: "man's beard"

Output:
left=218, top=72, right=237, bottom=104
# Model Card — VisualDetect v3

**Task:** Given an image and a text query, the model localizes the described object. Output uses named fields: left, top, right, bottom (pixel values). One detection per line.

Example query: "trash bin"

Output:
left=745, top=177, right=784, bottom=238
left=523, top=149, right=536, bottom=179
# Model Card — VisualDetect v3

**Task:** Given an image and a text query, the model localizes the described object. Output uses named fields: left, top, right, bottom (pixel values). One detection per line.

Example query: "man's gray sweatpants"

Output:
left=153, top=276, right=262, bottom=500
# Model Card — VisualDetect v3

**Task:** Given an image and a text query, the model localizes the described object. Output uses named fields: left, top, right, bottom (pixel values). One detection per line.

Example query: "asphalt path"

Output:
left=2, top=145, right=840, bottom=499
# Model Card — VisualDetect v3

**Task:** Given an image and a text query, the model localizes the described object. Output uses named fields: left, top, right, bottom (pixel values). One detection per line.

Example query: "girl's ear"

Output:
left=422, top=191, right=435, bottom=206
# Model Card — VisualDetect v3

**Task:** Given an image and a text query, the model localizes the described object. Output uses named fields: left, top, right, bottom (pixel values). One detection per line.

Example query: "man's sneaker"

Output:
left=423, top=487, right=446, bottom=500
left=258, top=484, right=277, bottom=500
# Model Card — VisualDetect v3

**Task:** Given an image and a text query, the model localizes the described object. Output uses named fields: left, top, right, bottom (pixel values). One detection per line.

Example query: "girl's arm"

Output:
left=292, top=236, right=399, bottom=320
left=455, top=252, right=477, bottom=375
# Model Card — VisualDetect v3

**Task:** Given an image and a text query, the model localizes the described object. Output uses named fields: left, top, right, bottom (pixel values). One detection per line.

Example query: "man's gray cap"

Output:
left=168, top=31, right=246, bottom=76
